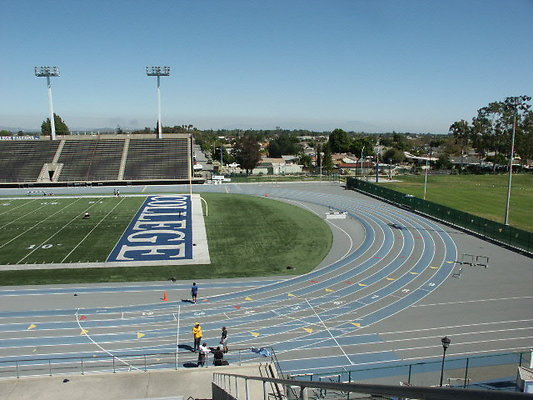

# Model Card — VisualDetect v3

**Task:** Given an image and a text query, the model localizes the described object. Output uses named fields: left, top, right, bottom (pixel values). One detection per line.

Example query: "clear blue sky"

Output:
left=1, top=0, right=532, bottom=133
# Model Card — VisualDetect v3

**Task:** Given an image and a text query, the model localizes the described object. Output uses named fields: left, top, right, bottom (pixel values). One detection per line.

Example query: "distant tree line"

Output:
left=449, top=95, right=532, bottom=167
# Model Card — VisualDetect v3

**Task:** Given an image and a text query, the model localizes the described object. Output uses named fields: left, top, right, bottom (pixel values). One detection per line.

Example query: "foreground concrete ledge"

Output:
left=0, top=363, right=270, bottom=400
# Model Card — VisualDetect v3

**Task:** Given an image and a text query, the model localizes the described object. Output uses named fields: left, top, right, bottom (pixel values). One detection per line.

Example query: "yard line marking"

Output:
left=0, top=198, right=83, bottom=250
left=17, top=198, right=104, bottom=264
left=61, top=198, right=126, bottom=263
left=0, top=202, right=50, bottom=230
left=0, top=199, right=37, bottom=217
left=305, top=297, right=354, bottom=365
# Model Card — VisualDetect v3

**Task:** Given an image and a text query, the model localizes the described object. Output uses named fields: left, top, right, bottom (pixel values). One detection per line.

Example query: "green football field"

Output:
left=378, top=174, right=533, bottom=231
left=0, top=193, right=332, bottom=285
left=0, top=196, right=145, bottom=265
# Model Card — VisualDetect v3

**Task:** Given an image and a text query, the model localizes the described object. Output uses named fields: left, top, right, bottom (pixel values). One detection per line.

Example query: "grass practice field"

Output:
left=379, top=174, right=533, bottom=231
left=0, top=193, right=332, bottom=285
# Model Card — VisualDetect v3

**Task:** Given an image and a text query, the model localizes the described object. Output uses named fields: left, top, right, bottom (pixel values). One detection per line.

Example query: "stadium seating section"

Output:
left=0, top=141, right=59, bottom=182
left=0, top=137, right=191, bottom=183
left=58, top=139, right=124, bottom=181
left=123, top=139, right=189, bottom=180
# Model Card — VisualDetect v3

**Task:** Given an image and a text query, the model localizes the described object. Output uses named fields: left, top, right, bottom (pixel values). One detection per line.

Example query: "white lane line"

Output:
left=282, top=345, right=532, bottom=374
left=1, top=198, right=83, bottom=250
left=270, top=309, right=318, bottom=327
left=276, top=337, right=533, bottom=367
left=327, top=221, right=355, bottom=261
left=377, top=318, right=533, bottom=337
left=283, top=199, right=355, bottom=263
left=17, top=198, right=104, bottom=264
left=175, top=305, right=180, bottom=367
left=305, top=297, right=353, bottom=365
left=75, top=309, right=141, bottom=371
left=413, top=296, right=533, bottom=308
left=61, top=198, right=126, bottom=262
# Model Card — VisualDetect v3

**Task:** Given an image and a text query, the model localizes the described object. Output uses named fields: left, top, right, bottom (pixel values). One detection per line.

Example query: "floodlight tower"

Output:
left=146, top=66, right=170, bottom=139
left=34, top=66, right=60, bottom=140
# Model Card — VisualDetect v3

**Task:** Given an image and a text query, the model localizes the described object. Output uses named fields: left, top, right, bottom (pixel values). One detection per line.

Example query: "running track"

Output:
left=0, top=183, right=531, bottom=380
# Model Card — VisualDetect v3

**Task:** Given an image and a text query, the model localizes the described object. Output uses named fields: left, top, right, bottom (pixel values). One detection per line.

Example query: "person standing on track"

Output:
left=198, top=342, right=210, bottom=367
left=191, top=282, right=199, bottom=303
left=192, top=322, right=203, bottom=352
left=220, top=326, right=229, bottom=353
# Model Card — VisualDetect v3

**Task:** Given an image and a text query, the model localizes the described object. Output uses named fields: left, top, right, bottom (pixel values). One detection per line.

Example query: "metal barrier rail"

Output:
left=212, top=372, right=533, bottom=400
left=288, top=351, right=531, bottom=390
left=0, top=347, right=277, bottom=380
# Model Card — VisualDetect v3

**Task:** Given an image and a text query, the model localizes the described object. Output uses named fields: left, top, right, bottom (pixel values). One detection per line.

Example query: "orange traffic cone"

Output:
left=162, top=291, right=168, bottom=301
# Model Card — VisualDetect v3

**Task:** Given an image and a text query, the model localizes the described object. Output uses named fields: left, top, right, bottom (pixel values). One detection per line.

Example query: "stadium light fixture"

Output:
left=146, top=66, right=170, bottom=139
left=439, top=336, right=451, bottom=387
left=34, top=66, right=60, bottom=140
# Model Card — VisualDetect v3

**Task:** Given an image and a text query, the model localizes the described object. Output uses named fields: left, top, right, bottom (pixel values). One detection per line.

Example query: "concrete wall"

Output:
left=0, top=363, right=271, bottom=400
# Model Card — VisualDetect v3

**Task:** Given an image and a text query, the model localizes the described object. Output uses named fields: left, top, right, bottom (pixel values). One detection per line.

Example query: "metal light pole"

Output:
left=34, top=66, right=60, bottom=140
left=375, top=152, right=379, bottom=183
left=504, top=112, right=517, bottom=225
left=146, top=66, right=170, bottom=139
left=423, top=157, right=429, bottom=200
left=439, top=336, right=451, bottom=387
left=423, top=148, right=432, bottom=200
left=319, top=152, right=323, bottom=180
left=360, top=146, right=365, bottom=179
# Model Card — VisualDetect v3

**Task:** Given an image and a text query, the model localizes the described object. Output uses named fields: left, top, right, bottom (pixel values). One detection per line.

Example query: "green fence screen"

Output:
left=346, top=177, right=532, bottom=254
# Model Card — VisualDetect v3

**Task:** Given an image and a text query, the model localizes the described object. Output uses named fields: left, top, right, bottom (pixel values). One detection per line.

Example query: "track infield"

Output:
left=0, top=193, right=332, bottom=284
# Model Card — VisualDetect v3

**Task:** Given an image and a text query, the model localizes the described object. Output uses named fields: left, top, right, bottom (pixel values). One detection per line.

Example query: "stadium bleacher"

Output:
left=123, top=138, right=190, bottom=180
left=58, top=139, right=125, bottom=181
left=0, top=135, right=193, bottom=184
left=0, top=141, right=59, bottom=182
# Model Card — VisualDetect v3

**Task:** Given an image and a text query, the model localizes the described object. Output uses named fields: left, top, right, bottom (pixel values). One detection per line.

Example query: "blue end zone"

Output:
left=107, top=195, right=193, bottom=262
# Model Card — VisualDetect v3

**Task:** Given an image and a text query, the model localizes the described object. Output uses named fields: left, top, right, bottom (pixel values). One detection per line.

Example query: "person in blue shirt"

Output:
left=191, top=282, right=198, bottom=303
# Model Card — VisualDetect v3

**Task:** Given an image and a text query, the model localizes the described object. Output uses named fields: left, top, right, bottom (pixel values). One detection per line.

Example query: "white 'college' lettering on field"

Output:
left=139, top=211, right=187, bottom=220
left=132, top=220, right=187, bottom=230
left=116, top=243, right=186, bottom=260
left=150, top=195, right=188, bottom=201
left=127, top=229, right=186, bottom=243
left=146, top=202, right=187, bottom=209
left=109, top=195, right=192, bottom=262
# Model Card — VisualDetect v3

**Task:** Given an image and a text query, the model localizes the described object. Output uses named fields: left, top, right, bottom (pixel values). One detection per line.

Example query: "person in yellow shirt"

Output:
left=192, top=322, right=203, bottom=352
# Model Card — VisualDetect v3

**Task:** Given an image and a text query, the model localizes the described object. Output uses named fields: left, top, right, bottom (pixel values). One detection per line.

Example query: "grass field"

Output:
left=0, top=193, right=332, bottom=285
left=378, top=174, right=533, bottom=231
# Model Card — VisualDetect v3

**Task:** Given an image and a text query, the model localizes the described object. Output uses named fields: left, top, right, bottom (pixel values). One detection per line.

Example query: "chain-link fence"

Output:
left=346, top=177, right=532, bottom=254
